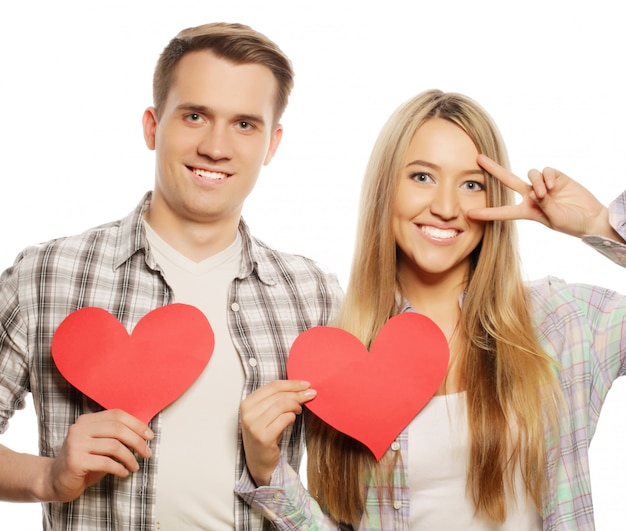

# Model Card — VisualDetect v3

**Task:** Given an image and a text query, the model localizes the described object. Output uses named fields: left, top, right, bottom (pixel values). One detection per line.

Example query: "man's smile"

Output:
left=189, top=166, right=231, bottom=181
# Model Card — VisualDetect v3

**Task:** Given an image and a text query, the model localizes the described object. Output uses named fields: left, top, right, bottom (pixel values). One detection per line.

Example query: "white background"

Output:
left=1, top=0, right=625, bottom=528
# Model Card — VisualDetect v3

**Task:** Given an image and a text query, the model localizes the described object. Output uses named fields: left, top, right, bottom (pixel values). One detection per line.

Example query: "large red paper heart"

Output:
left=51, top=304, right=214, bottom=423
left=287, top=312, right=449, bottom=460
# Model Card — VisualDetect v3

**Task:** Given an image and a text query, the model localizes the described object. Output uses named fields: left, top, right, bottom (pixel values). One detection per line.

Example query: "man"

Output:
left=0, top=22, right=342, bottom=529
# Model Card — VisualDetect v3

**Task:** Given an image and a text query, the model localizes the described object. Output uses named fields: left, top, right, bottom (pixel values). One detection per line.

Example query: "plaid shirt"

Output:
left=236, top=191, right=626, bottom=531
left=0, top=192, right=342, bottom=530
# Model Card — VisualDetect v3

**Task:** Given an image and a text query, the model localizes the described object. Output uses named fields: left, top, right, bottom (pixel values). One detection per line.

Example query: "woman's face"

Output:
left=392, top=117, right=488, bottom=284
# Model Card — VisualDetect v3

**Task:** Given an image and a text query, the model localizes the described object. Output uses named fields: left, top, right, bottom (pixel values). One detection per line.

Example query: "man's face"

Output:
left=143, top=50, right=282, bottom=234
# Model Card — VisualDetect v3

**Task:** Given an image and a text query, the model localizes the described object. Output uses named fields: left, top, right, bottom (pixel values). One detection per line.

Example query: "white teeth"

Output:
left=193, top=168, right=228, bottom=180
left=420, top=226, right=458, bottom=239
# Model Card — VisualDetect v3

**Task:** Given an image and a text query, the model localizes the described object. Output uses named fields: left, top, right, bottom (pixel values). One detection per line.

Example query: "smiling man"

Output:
left=143, top=48, right=283, bottom=260
left=0, top=23, right=342, bottom=530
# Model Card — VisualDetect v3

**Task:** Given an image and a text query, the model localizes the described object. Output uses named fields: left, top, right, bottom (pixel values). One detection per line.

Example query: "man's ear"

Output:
left=263, top=124, right=283, bottom=166
left=142, top=107, right=158, bottom=151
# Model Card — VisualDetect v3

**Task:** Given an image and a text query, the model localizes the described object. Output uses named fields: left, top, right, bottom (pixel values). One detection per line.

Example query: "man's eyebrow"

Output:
left=405, top=159, right=484, bottom=176
left=176, top=103, right=212, bottom=114
left=234, top=112, right=267, bottom=126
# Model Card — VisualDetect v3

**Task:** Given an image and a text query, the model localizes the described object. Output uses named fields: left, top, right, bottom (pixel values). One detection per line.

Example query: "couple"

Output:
left=0, top=22, right=624, bottom=531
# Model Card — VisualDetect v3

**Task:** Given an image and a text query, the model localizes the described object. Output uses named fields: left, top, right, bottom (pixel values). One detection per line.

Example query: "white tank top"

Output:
left=408, top=392, right=542, bottom=530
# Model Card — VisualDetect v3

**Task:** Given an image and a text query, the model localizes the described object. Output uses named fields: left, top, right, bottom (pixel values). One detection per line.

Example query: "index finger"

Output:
left=244, top=379, right=312, bottom=404
left=477, top=154, right=531, bottom=196
left=74, top=409, right=154, bottom=459
left=79, top=409, right=154, bottom=440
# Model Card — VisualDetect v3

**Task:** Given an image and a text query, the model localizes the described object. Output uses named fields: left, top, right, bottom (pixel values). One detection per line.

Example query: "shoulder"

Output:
left=528, top=275, right=626, bottom=341
left=252, top=236, right=342, bottom=293
left=3, top=218, right=123, bottom=275
left=528, top=275, right=624, bottom=309
left=241, top=234, right=344, bottom=320
left=1, top=195, right=149, bottom=281
left=239, top=222, right=342, bottom=292
left=255, top=236, right=336, bottom=276
left=0, top=219, right=127, bottom=329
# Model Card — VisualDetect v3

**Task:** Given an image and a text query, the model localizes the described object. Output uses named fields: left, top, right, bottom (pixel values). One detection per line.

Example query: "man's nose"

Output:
left=198, top=124, right=232, bottom=160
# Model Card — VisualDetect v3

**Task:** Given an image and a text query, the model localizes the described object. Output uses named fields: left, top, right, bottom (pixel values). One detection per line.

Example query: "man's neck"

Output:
left=144, top=209, right=240, bottom=263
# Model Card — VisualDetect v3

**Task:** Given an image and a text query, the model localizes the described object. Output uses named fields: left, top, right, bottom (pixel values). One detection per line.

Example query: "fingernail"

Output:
left=303, top=389, right=317, bottom=399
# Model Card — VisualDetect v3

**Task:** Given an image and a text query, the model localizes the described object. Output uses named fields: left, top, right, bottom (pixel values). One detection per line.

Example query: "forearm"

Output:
left=0, top=444, right=55, bottom=502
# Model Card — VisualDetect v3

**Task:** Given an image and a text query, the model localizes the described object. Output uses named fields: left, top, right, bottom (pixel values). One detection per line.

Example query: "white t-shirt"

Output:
left=408, top=392, right=542, bottom=530
left=145, top=222, right=244, bottom=530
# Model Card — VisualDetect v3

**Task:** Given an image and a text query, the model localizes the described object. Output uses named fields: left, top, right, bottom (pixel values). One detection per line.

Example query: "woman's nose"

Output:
left=430, top=184, right=460, bottom=220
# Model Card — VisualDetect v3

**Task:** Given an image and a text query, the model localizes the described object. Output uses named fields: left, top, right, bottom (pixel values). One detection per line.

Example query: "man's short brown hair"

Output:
left=152, top=22, right=294, bottom=124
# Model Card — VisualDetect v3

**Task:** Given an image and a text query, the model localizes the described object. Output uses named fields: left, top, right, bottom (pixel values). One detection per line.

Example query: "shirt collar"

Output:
left=111, top=192, right=275, bottom=286
left=396, top=291, right=466, bottom=314
left=112, top=191, right=153, bottom=270
left=237, top=217, right=277, bottom=286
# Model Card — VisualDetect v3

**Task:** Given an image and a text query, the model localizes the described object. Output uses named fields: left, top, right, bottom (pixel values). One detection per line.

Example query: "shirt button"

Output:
left=248, top=358, right=258, bottom=367
left=231, top=302, right=240, bottom=311
left=393, top=500, right=402, bottom=510
left=273, top=492, right=281, bottom=501
left=602, top=240, right=612, bottom=247
left=390, top=441, right=400, bottom=451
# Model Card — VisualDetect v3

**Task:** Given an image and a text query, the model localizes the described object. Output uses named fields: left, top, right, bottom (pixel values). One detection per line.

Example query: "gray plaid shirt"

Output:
left=0, top=192, right=342, bottom=530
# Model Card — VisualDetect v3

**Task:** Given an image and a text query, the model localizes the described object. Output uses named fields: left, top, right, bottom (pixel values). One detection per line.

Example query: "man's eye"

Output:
left=185, top=113, right=204, bottom=124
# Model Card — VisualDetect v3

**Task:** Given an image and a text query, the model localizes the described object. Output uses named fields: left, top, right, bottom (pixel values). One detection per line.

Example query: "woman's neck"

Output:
left=399, top=275, right=465, bottom=337
left=397, top=268, right=468, bottom=396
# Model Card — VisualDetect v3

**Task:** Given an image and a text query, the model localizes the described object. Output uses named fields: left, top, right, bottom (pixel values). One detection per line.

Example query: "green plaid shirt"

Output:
left=237, top=192, right=626, bottom=531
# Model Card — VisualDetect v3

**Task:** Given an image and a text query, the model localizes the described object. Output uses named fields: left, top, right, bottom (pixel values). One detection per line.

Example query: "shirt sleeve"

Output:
left=582, top=190, right=626, bottom=266
left=235, top=455, right=341, bottom=531
left=0, top=253, right=31, bottom=434
left=576, top=192, right=626, bottom=387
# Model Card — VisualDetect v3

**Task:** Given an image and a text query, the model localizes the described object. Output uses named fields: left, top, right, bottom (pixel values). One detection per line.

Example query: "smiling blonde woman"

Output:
left=237, top=89, right=626, bottom=531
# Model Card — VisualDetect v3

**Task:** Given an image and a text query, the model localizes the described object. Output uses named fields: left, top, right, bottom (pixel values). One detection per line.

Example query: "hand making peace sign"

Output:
left=469, top=154, right=622, bottom=243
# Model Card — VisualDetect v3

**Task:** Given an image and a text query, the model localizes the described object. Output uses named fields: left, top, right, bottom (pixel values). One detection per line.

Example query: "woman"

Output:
left=236, top=90, right=626, bottom=530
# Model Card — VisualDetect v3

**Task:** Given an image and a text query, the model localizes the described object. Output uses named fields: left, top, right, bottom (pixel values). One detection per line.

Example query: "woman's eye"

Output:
left=462, top=181, right=484, bottom=191
left=411, top=172, right=431, bottom=183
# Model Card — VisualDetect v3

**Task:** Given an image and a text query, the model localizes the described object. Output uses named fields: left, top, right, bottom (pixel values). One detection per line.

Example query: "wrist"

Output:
left=32, top=456, right=59, bottom=502
left=585, top=207, right=620, bottom=241
left=250, top=464, right=273, bottom=487
left=0, top=449, right=55, bottom=502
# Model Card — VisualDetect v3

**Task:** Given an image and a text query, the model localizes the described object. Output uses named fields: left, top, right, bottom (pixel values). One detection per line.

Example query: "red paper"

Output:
left=287, top=312, right=449, bottom=460
left=51, top=303, right=214, bottom=423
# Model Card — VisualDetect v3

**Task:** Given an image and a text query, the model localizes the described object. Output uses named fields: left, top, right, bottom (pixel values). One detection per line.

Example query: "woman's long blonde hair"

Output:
left=306, top=90, right=561, bottom=525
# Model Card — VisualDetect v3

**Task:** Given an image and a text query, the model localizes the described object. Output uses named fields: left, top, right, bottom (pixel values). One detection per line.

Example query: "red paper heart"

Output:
left=51, top=303, right=214, bottom=423
left=287, top=312, right=449, bottom=460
